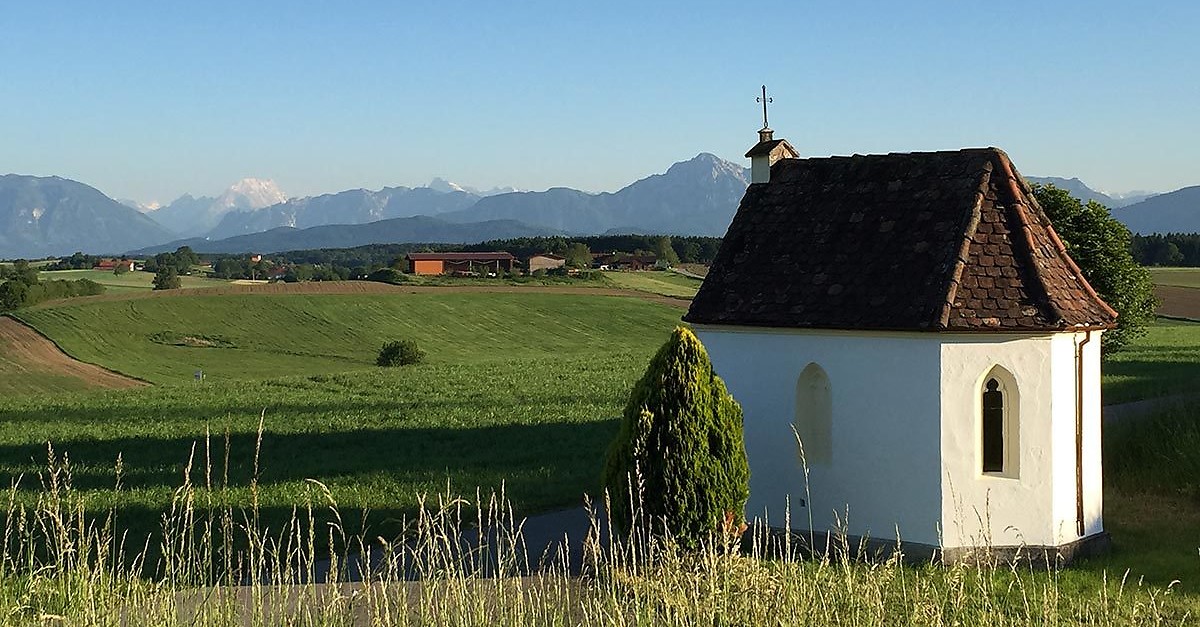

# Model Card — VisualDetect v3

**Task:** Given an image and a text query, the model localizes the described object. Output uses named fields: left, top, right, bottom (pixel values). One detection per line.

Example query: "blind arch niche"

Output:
left=794, top=363, right=832, bottom=465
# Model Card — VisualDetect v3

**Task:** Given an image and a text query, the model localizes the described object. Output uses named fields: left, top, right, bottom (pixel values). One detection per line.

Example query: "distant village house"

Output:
left=94, top=258, right=135, bottom=272
left=527, top=253, right=566, bottom=273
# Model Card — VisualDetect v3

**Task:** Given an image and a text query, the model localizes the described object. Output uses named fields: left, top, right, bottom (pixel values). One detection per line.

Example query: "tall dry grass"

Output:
left=0, top=432, right=1190, bottom=626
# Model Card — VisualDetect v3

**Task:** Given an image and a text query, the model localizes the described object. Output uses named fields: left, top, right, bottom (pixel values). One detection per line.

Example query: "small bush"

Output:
left=602, top=326, right=749, bottom=549
left=376, top=339, right=425, bottom=367
left=366, top=267, right=409, bottom=285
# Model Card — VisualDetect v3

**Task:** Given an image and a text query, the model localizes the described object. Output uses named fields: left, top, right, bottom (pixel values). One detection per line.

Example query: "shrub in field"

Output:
left=603, top=326, right=749, bottom=549
left=376, top=339, right=425, bottom=367
left=366, top=267, right=408, bottom=285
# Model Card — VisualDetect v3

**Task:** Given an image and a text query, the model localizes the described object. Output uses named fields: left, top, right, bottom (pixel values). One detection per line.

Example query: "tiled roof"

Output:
left=684, top=148, right=1117, bottom=332
left=405, top=252, right=516, bottom=261
left=745, top=139, right=789, bottom=158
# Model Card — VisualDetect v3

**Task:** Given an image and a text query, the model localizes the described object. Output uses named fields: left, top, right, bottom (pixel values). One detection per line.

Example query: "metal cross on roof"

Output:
left=757, top=85, right=772, bottom=129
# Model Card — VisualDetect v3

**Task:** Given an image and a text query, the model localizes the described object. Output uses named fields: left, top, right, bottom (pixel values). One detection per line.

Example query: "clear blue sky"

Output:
left=2, top=1, right=1197, bottom=204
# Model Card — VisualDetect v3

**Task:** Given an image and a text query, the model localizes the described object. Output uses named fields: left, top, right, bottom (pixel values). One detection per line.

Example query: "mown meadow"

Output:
left=1, top=292, right=682, bottom=543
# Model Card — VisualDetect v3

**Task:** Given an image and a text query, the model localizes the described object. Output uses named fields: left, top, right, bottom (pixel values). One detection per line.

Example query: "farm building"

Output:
left=685, top=127, right=1116, bottom=563
left=94, top=258, right=134, bottom=272
left=592, top=253, right=657, bottom=271
left=405, top=252, right=516, bottom=276
left=527, top=253, right=566, bottom=273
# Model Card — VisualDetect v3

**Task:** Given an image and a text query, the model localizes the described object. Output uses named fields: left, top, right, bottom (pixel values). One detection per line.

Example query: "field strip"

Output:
left=28, top=280, right=693, bottom=309
left=1155, top=285, right=1200, bottom=321
left=0, top=316, right=148, bottom=390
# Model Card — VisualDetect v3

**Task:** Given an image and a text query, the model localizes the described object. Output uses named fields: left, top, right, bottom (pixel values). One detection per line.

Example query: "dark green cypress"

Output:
left=602, top=326, right=750, bottom=549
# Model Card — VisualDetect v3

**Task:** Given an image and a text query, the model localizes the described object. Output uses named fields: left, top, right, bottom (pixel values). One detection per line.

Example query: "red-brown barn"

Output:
left=405, top=252, right=516, bottom=276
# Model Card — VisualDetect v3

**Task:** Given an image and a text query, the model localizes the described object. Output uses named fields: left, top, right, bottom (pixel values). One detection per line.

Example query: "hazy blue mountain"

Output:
left=428, top=177, right=520, bottom=196
left=131, top=215, right=560, bottom=255
left=1025, top=176, right=1118, bottom=207
left=0, top=174, right=174, bottom=259
left=206, top=186, right=479, bottom=240
left=439, top=153, right=751, bottom=236
left=1111, top=186, right=1200, bottom=234
left=1024, top=176, right=1158, bottom=209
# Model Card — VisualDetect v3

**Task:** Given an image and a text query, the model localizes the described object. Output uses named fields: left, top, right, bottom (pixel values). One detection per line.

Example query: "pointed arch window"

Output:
left=794, top=363, right=832, bottom=465
left=980, top=367, right=1019, bottom=477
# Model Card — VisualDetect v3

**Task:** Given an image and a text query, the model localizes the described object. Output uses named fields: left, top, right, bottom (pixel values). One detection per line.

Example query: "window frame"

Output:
left=978, top=366, right=1020, bottom=479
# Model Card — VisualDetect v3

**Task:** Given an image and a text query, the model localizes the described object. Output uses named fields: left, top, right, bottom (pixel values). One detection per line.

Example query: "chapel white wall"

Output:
left=695, top=326, right=944, bottom=546
left=938, top=330, right=1104, bottom=549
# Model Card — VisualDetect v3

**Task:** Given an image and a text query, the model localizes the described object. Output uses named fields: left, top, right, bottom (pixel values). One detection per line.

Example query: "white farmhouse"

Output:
left=684, top=134, right=1117, bottom=562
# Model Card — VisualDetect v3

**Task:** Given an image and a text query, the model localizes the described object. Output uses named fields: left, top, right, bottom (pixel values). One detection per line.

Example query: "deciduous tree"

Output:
left=1033, top=184, right=1156, bottom=352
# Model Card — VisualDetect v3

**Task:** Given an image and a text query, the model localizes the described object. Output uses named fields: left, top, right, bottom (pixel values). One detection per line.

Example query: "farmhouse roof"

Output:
left=405, top=252, right=516, bottom=261
left=684, top=148, right=1118, bottom=332
left=528, top=253, right=565, bottom=260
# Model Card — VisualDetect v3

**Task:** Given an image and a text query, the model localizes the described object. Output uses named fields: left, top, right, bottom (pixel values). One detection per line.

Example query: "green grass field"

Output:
left=1, top=291, right=683, bottom=542
left=1149, top=267, right=1200, bottom=288
left=1104, top=318, right=1200, bottom=403
left=601, top=270, right=702, bottom=298
left=39, top=268, right=230, bottom=292
left=14, top=292, right=679, bottom=383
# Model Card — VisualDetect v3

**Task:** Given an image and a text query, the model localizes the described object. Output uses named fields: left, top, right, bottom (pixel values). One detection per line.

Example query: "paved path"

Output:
left=1102, top=394, right=1198, bottom=426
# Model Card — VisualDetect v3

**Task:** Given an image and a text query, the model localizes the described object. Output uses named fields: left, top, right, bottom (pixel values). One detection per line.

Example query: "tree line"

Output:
left=1130, top=233, right=1200, bottom=267
left=0, top=260, right=105, bottom=311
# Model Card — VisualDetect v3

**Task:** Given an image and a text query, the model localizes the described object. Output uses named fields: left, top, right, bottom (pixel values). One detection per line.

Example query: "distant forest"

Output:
left=1131, top=234, right=1200, bottom=267
left=264, top=235, right=722, bottom=266
left=199, top=235, right=723, bottom=281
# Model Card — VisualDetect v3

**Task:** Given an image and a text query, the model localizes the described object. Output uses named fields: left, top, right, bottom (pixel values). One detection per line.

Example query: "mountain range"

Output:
left=2, top=156, right=1196, bottom=260
left=135, top=178, right=289, bottom=238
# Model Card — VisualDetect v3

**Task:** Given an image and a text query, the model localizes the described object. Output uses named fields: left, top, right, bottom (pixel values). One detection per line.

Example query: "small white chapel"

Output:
left=684, top=120, right=1117, bottom=562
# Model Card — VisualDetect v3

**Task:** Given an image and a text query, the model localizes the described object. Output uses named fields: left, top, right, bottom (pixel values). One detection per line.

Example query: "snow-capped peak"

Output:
left=428, top=177, right=468, bottom=194
left=427, top=177, right=522, bottom=197
left=215, top=178, right=288, bottom=211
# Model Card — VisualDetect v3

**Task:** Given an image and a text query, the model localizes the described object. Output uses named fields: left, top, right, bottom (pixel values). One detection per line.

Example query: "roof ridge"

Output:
left=993, top=153, right=1068, bottom=325
left=993, top=154, right=1118, bottom=324
left=937, top=160, right=992, bottom=329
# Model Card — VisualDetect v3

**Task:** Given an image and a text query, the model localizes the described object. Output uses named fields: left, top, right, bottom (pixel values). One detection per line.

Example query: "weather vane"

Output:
left=757, top=85, right=772, bottom=129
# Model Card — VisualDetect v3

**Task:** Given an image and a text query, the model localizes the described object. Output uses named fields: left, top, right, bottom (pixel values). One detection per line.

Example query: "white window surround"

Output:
left=978, top=365, right=1020, bottom=479
left=794, top=362, right=832, bottom=466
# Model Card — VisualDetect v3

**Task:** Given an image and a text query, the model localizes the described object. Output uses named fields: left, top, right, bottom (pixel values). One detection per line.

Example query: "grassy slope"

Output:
left=601, top=270, right=702, bottom=298
left=14, top=292, right=673, bottom=383
left=1, top=292, right=682, bottom=540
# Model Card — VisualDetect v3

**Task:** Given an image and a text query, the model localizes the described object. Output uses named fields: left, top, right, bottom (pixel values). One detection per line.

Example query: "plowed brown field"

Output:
left=0, top=316, right=147, bottom=391
left=1156, top=285, right=1200, bottom=320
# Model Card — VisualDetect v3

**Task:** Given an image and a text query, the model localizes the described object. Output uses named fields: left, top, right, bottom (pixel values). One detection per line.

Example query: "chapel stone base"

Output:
left=745, top=525, right=1111, bottom=569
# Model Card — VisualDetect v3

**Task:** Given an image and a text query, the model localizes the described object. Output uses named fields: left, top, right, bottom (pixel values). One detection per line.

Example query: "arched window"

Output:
left=980, top=367, right=1019, bottom=477
left=794, top=363, right=832, bottom=465
left=982, top=379, right=1005, bottom=472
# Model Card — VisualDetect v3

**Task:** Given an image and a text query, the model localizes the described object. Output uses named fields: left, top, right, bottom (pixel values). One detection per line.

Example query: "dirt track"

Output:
left=30, top=281, right=693, bottom=309
left=1156, top=285, right=1200, bottom=320
left=0, top=316, right=147, bottom=390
